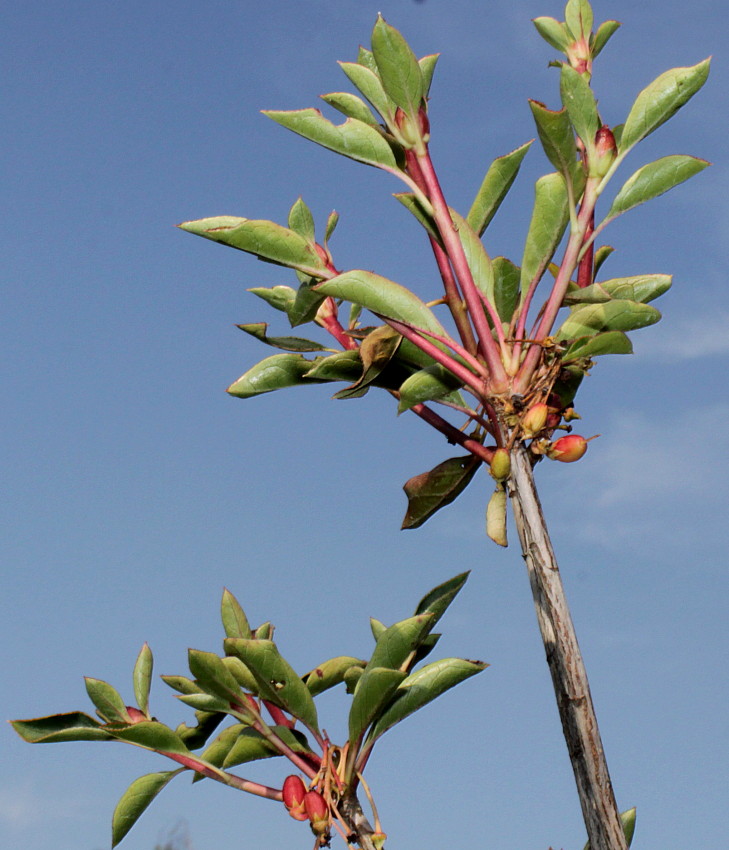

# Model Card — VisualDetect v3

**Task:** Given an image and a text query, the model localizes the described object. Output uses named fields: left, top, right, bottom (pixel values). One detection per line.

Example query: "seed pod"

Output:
left=546, top=434, right=589, bottom=462
left=282, top=775, right=308, bottom=821
left=304, top=790, right=330, bottom=835
left=489, top=448, right=511, bottom=481
left=486, top=484, right=508, bottom=547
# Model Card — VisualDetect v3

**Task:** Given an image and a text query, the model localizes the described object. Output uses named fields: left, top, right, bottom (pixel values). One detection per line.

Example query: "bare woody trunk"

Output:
left=508, top=445, right=628, bottom=850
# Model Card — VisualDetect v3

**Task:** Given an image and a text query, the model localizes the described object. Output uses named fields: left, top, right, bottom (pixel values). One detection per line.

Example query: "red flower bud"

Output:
left=125, top=706, right=147, bottom=723
left=304, top=789, right=330, bottom=835
left=547, top=434, right=592, bottom=462
left=282, top=775, right=308, bottom=821
left=590, top=125, right=617, bottom=177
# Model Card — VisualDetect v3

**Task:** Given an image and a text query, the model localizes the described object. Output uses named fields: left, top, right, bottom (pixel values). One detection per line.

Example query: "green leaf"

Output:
left=529, top=101, right=578, bottom=178
left=111, top=770, right=183, bottom=847
left=402, top=455, right=481, bottom=529
left=565, top=0, right=593, bottom=42
left=161, top=675, right=203, bottom=696
left=226, top=353, right=326, bottom=398
left=253, top=622, right=274, bottom=640
left=348, top=667, right=407, bottom=746
left=178, top=217, right=327, bottom=277
left=371, top=15, right=424, bottom=116
left=287, top=197, right=316, bottom=242
left=288, top=278, right=327, bottom=328
left=397, top=363, right=464, bottom=414
left=562, top=330, right=633, bottom=361
left=324, top=210, right=339, bottom=245
left=356, top=46, right=378, bottom=74
left=107, top=721, right=192, bottom=756
left=10, top=712, right=112, bottom=743
left=414, top=572, right=470, bottom=625
left=344, top=665, right=364, bottom=694
left=532, top=17, right=571, bottom=52
left=520, top=173, right=570, bottom=296
left=237, top=322, right=329, bottom=353
left=132, top=644, right=153, bottom=718
left=197, top=723, right=247, bottom=772
left=367, top=614, right=435, bottom=671
left=605, top=155, right=709, bottom=220
left=563, top=274, right=672, bottom=305
left=370, top=618, right=387, bottom=642
left=466, top=141, right=532, bottom=237
left=321, top=92, right=379, bottom=127
left=486, top=484, right=508, bottom=547
left=304, top=656, right=367, bottom=696
left=492, top=257, right=520, bottom=323
left=248, top=285, right=297, bottom=316
left=221, top=589, right=252, bottom=640
left=591, top=20, right=620, bottom=58
left=419, top=54, right=439, bottom=97
left=592, top=244, right=614, bottom=276
left=85, top=678, right=130, bottom=723
left=221, top=656, right=259, bottom=693
left=556, top=300, right=661, bottom=341
left=560, top=64, right=600, bottom=148
left=368, top=658, right=487, bottom=742
left=188, top=649, right=243, bottom=704
left=175, top=711, right=224, bottom=750
left=584, top=807, right=636, bottom=849
left=339, top=61, right=395, bottom=124
left=303, top=350, right=363, bottom=383
left=620, top=59, right=710, bottom=154
left=263, top=109, right=398, bottom=170
left=177, top=693, right=230, bottom=713
left=315, top=270, right=447, bottom=337
left=223, top=639, right=320, bottom=732
left=223, top=725, right=311, bottom=769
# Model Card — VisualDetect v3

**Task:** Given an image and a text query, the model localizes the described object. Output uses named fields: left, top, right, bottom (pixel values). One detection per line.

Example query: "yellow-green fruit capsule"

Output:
left=489, top=448, right=511, bottom=481
left=486, top=484, right=508, bottom=547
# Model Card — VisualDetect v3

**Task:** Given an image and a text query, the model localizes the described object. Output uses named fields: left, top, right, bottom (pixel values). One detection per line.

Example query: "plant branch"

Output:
left=415, top=149, right=509, bottom=389
left=508, top=445, right=628, bottom=850
left=410, top=402, right=496, bottom=462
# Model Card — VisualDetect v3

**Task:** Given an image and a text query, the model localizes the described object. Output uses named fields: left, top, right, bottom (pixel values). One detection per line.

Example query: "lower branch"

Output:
left=508, top=445, right=627, bottom=850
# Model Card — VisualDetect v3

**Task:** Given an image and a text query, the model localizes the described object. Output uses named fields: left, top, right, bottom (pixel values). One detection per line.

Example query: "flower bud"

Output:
left=125, top=706, right=147, bottom=723
left=521, top=403, right=549, bottom=438
left=546, top=434, right=590, bottom=462
left=590, top=126, right=617, bottom=177
left=282, top=775, right=308, bottom=821
left=489, top=448, right=511, bottom=481
left=304, top=790, right=330, bottom=835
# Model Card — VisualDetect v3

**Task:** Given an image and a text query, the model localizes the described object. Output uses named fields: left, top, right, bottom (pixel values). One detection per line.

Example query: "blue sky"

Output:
left=3, top=1, right=727, bottom=849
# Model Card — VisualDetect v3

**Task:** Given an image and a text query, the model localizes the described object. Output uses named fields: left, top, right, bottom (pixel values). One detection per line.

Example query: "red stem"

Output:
left=410, top=403, right=495, bottom=464
left=415, top=149, right=508, bottom=390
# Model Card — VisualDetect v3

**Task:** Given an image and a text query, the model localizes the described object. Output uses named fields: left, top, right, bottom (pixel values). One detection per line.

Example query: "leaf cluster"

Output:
left=11, top=573, right=485, bottom=847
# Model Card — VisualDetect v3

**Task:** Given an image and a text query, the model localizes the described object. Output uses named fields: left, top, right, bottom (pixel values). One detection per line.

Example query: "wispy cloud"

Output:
left=635, top=309, right=729, bottom=361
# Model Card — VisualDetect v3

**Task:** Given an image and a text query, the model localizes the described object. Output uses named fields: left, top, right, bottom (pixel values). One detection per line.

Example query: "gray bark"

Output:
left=509, top=445, right=628, bottom=850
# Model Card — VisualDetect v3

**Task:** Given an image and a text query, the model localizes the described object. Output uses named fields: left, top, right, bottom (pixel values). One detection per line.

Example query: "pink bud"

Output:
left=304, top=790, right=330, bottom=835
left=547, top=434, right=591, bottom=462
left=591, top=126, right=617, bottom=177
left=282, top=775, right=308, bottom=821
left=125, top=706, right=146, bottom=724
